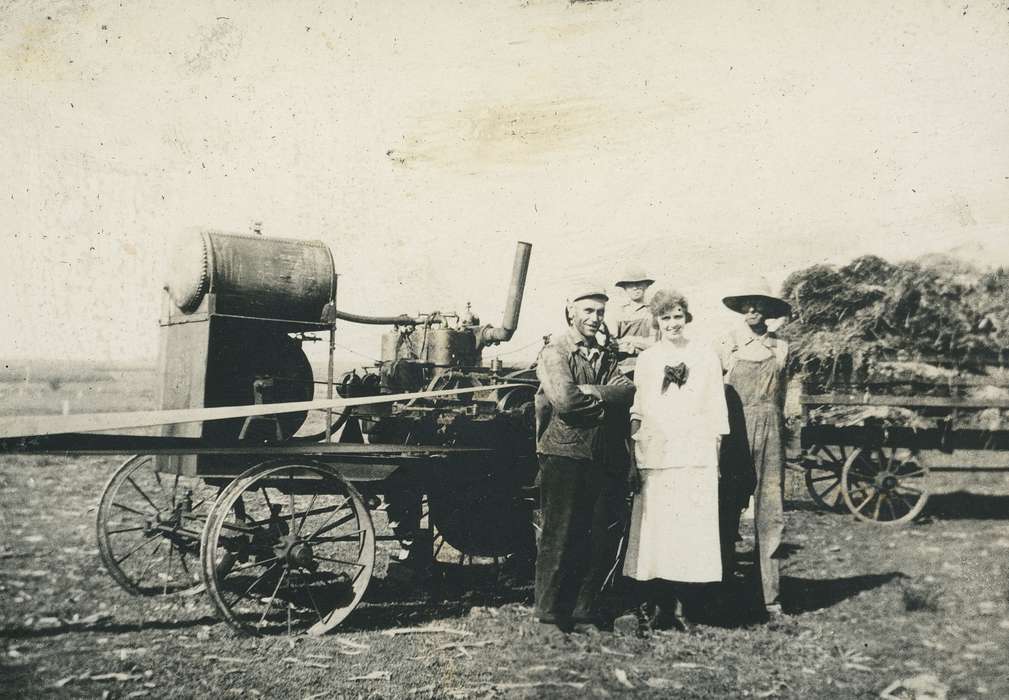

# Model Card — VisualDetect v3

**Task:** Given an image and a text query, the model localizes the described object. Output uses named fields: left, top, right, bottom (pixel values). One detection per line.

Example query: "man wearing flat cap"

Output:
left=533, top=283, right=635, bottom=632
left=611, top=265, right=658, bottom=375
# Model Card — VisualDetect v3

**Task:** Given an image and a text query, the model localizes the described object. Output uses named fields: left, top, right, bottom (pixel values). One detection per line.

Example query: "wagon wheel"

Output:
left=200, top=460, right=375, bottom=636
left=96, top=455, right=216, bottom=595
left=841, top=447, right=930, bottom=525
left=802, top=445, right=847, bottom=512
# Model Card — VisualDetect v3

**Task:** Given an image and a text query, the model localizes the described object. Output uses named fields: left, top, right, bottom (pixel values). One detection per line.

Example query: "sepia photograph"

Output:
left=2, top=1, right=1008, bottom=697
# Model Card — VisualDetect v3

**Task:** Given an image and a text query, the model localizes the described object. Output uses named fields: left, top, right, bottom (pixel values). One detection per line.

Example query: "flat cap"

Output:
left=567, top=282, right=609, bottom=303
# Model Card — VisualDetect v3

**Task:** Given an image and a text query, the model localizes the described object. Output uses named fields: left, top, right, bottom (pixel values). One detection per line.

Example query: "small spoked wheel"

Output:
left=802, top=444, right=847, bottom=511
left=841, top=447, right=930, bottom=525
left=96, top=455, right=215, bottom=595
left=200, top=460, right=375, bottom=636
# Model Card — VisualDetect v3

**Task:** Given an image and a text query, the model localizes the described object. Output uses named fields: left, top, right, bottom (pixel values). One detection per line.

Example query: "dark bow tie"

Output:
left=662, top=363, right=689, bottom=392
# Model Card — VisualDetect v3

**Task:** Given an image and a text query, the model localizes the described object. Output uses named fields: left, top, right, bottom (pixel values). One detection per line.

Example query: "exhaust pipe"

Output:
left=478, top=241, right=532, bottom=348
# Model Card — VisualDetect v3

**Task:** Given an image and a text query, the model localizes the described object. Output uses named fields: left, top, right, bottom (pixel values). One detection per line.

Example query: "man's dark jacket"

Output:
left=534, top=326, right=635, bottom=461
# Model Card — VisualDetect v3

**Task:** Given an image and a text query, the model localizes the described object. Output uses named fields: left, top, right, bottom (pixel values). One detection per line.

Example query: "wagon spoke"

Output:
left=229, top=556, right=282, bottom=574
left=873, top=493, right=884, bottom=521
left=258, top=568, right=289, bottom=627
left=297, top=493, right=318, bottom=538
left=895, top=485, right=923, bottom=496
left=308, top=510, right=356, bottom=540
left=114, top=532, right=161, bottom=566
left=305, top=497, right=351, bottom=539
left=134, top=540, right=166, bottom=586
left=313, top=554, right=367, bottom=569
left=899, top=469, right=927, bottom=480
left=300, top=576, right=326, bottom=625
left=106, top=525, right=146, bottom=536
left=310, top=530, right=366, bottom=543
left=231, top=563, right=281, bottom=608
left=112, top=501, right=150, bottom=518
left=126, top=476, right=162, bottom=513
left=820, top=445, right=840, bottom=464
left=163, top=542, right=175, bottom=595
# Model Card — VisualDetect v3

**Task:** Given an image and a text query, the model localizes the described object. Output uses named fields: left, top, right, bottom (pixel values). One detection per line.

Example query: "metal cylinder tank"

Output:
left=381, top=328, right=479, bottom=367
left=164, top=231, right=335, bottom=323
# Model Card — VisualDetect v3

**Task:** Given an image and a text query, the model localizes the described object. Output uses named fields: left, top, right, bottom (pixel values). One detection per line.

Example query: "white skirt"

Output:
left=622, top=466, right=722, bottom=583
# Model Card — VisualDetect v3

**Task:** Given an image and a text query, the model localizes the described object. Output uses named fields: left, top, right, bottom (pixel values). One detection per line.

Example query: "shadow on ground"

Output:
left=922, top=491, right=1009, bottom=520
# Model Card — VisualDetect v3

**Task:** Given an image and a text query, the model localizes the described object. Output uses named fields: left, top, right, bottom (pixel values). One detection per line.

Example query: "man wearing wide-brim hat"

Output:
left=716, top=278, right=792, bottom=622
left=533, top=283, right=635, bottom=633
left=610, top=265, right=658, bottom=374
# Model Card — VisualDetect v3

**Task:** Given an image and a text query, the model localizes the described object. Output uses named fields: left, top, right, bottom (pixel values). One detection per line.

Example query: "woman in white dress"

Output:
left=622, top=290, right=730, bottom=630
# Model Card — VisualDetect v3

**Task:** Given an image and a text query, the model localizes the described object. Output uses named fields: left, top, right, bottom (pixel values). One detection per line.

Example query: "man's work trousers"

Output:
left=534, top=454, right=623, bottom=623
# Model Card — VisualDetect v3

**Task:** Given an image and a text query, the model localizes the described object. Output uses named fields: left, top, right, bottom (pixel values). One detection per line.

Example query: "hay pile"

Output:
left=781, top=254, right=1009, bottom=387
left=781, top=254, right=1009, bottom=427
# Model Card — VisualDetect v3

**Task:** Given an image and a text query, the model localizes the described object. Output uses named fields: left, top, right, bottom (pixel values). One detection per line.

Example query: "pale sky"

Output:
left=2, top=0, right=1007, bottom=366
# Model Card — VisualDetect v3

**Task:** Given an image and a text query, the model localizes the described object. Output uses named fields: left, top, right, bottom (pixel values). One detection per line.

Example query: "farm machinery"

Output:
left=1, top=232, right=538, bottom=636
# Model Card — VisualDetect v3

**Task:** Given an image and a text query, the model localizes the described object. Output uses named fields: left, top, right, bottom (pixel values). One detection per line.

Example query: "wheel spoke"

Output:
left=299, top=574, right=327, bottom=624
left=152, top=469, right=169, bottom=503
left=854, top=492, right=877, bottom=513
left=820, top=446, right=839, bottom=464
left=258, top=568, right=289, bottom=627
left=106, top=525, right=147, bottom=536
left=231, top=562, right=281, bottom=609
left=308, top=510, right=356, bottom=540
left=310, top=530, right=366, bottom=543
left=126, top=476, right=162, bottom=513
left=895, top=485, right=923, bottom=496
left=872, top=494, right=884, bottom=520
left=112, top=501, right=150, bottom=518
left=228, top=555, right=282, bottom=574
left=899, top=469, right=927, bottom=479
left=810, top=474, right=840, bottom=483
left=305, top=497, right=351, bottom=539
left=312, top=554, right=366, bottom=569
left=163, top=542, right=175, bottom=595
left=883, top=495, right=898, bottom=521
left=817, top=480, right=840, bottom=499
left=134, top=540, right=165, bottom=584
left=114, top=532, right=162, bottom=566
left=296, top=494, right=318, bottom=538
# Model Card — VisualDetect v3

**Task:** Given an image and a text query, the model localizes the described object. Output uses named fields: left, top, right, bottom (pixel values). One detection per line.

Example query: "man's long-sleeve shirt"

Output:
left=534, top=326, right=635, bottom=461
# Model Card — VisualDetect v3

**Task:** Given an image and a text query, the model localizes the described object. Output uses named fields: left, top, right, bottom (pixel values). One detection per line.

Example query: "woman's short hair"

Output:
left=649, top=289, right=693, bottom=323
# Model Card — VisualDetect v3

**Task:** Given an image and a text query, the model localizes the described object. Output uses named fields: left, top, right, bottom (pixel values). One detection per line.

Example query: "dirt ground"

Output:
left=3, top=453, right=1009, bottom=699
left=2, top=374, right=1009, bottom=698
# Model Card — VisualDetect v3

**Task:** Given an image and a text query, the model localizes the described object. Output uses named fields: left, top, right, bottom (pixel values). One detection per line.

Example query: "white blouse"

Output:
left=630, top=338, right=730, bottom=469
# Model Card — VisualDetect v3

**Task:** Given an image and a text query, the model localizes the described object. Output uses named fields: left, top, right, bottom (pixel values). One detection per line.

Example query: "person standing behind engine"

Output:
left=610, top=266, right=658, bottom=375
left=533, top=283, right=635, bottom=633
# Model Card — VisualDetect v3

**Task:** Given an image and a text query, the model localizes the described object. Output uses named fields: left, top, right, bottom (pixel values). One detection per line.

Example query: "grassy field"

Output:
left=2, top=367, right=1009, bottom=698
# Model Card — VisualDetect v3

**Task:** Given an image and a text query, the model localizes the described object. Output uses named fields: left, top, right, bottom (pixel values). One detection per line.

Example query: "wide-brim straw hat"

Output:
left=615, top=265, right=655, bottom=288
left=722, top=278, right=791, bottom=318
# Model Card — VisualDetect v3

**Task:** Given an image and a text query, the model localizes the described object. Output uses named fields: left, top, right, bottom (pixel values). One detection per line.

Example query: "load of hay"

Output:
left=779, top=254, right=1009, bottom=428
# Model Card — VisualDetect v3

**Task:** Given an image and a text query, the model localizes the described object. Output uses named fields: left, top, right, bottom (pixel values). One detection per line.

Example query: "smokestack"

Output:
left=478, top=241, right=532, bottom=348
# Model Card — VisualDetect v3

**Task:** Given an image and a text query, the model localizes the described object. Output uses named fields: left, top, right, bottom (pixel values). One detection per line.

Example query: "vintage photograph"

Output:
left=2, top=1, right=1008, bottom=698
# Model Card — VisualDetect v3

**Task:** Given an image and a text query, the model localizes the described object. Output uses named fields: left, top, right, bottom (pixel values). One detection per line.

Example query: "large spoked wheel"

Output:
left=841, top=447, right=930, bottom=525
left=96, top=455, right=216, bottom=595
left=802, top=445, right=847, bottom=512
left=200, top=460, right=375, bottom=636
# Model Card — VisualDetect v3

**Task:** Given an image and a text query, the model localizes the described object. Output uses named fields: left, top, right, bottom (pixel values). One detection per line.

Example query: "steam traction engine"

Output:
left=93, top=232, right=537, bottom=635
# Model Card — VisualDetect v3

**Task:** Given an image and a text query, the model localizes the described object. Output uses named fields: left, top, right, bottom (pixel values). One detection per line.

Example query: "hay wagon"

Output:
left=793, top=370, right=1009, bottom=526
left=0, top=232, right=539, bottom=637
